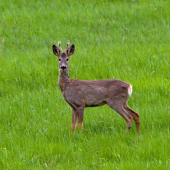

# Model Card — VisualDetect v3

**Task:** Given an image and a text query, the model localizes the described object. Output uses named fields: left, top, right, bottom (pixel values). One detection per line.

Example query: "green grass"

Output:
left=0, top=0, right=170, bottom=169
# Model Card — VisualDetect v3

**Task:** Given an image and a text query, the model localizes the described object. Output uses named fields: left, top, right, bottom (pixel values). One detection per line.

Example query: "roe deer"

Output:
left=52, top=40, right=140, bottom=134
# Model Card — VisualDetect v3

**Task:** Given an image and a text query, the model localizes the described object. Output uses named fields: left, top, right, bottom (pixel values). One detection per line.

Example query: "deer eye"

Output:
left=59, top=58, right=61, bottom=61
left=66, top=58, right=69, bottom=61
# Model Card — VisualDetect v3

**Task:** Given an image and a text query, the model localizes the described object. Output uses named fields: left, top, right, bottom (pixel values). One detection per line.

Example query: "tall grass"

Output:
left=0, top=0, right=170, bottom=169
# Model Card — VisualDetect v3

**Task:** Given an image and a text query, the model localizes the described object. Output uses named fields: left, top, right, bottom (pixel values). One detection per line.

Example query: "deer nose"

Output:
left=61, top=66, right=66, bottom=69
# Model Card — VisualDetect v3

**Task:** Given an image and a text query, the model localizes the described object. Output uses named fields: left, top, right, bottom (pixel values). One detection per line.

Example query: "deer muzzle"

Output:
left=61, top=65, right=66, bottom=69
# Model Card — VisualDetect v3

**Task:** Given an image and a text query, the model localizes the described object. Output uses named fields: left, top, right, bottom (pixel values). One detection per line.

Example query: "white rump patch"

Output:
left=128, top=84, right=132, bottom=96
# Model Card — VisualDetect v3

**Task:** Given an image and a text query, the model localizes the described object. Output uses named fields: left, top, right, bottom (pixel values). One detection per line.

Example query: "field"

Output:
left=0, top=0, right=170, bottom=169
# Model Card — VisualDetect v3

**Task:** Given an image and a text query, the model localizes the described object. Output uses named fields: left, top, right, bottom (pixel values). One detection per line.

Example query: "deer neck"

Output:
left=58, top=68, right=70, bottom=92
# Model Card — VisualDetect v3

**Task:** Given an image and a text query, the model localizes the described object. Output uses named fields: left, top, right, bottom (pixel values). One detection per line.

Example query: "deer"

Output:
left=52, top=40, right=140, bottom=134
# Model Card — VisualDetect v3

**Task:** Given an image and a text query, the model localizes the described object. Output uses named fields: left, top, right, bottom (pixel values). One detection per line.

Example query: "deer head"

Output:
left=52, top=40, right=75, bottom=70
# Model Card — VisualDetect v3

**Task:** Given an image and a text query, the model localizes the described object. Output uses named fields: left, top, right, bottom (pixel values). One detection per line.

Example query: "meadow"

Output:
left=0, top=0, right=170, bottom=169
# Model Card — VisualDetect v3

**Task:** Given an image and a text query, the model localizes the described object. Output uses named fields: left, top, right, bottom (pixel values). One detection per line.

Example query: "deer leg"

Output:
left=76, top=106, right=85, bottom=132
left=123, top=102, right=140, bottom=133
left=71, top=108, right=78, bottom=134
left=108, top=103, right=133, bottom=132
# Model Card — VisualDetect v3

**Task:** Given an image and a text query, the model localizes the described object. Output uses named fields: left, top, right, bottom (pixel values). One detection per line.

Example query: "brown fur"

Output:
left=52, top=41, right=140, bottom=134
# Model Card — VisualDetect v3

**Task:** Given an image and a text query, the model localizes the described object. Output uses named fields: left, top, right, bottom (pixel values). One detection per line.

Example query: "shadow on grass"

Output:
left=81, top=120, right=138, bottom=135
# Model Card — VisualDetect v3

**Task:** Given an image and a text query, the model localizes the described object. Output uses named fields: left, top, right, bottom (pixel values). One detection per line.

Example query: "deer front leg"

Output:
left=76, top=106, right=85, bottom=132
left=71, top=108, right=78, bottom=134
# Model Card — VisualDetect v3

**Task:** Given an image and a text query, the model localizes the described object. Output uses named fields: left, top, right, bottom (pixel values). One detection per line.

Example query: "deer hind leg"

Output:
left=108, top=102, right=133, bottom=132
left=123, top=102, right=140, bottom=133
left=71, top=108, right=78, bottom=134
left=76, top=106, right=85, bottom=132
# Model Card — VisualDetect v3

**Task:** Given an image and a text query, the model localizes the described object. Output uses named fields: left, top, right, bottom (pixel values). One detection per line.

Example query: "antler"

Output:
left=64, top=40, right=70, bottom=52
left=58, top=41, right=63, bottom=52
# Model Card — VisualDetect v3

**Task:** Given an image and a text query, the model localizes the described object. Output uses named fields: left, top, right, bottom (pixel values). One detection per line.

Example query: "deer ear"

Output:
left=53, top=45, right=60, bottom=56
left=67, top=44, right=75, bottom=56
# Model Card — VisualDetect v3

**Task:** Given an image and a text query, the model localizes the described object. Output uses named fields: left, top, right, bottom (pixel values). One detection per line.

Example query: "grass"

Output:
left=0, top=0, right=170, bottom=169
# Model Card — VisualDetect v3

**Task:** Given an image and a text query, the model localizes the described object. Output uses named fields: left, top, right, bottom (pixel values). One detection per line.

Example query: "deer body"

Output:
left=61, top=79, right=130, bottom=107
left=53, top=41, right=140, bottom=134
